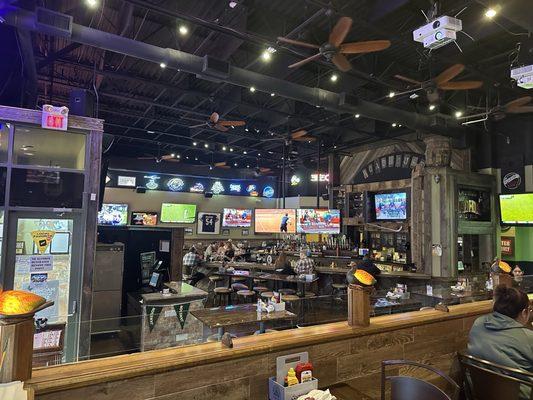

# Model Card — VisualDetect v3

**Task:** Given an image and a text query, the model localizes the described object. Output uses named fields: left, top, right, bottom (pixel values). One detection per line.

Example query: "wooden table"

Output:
left=191, top=304, right=296, bottom=339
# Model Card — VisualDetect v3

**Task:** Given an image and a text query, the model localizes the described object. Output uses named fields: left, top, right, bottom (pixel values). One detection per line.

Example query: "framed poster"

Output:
left=197, top=213, right=221, bottom=235
left=500, top=237, right=514, bottom=256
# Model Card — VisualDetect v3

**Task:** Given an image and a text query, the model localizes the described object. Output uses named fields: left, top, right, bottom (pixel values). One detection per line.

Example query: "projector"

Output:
left=413, top=16, right=462, bottom=50
left=511, top=65, right=533, bottom=89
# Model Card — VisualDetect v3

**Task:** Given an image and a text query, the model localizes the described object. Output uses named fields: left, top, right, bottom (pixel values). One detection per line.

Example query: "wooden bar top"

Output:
left=27, top=299, right=495, bottom=395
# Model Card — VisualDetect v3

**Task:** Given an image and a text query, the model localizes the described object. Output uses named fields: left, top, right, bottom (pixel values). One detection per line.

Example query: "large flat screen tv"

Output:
left=255, top=209, right=296, bottom=233
left=98, top=203, right=129, bottom=226
left=297, top=209, right=341, bottom=234
left=160, top=203, right=197, bottom=223
left=499, top=193, right=533, bottom=225
left=222, top=208, right=252, bottom=227
left=374, top=192, right=408, bottom=220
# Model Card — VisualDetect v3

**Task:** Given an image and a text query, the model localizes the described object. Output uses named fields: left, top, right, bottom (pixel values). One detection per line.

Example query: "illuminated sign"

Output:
left=167, top=177, right=185, bottom=192
left=262, top=186, right=275, bottom=198
left=250, top=191, right=259, bottom=197
left=211, top=181, right=225, bottom=194
left=105, top=175, right=111, bottom=184
left=246, top=184, right=257, bottom=193
left=190, top=183, right=205, bottom=193
left=310, top=173, right=329, bottom=182
left=41, top=104, right=68, bottom=131
left=229, top=184, right=242, bottom=193
left=144, top=175, right=160, bottom=190
left=117, top=176, right=136, bottom=187
left=290, top=175, right=301, bottom=186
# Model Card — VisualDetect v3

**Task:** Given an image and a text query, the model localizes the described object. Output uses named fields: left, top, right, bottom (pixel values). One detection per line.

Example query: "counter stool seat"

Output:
left=304, top=292, right=316, bottom=298
left=231, top=282, right=249, bottom=291
left=232, top=276, right=247, bottom=283
left=213, top=287, right=232, bottom=306
left=281, top=294, right=300, bottom=302
left=214, top=287, right=232, bottom=294
left=278, top=288, right=296, bottom=295
left=236, top=290, right=255, bottom=303
left=253, top=286, right=269, bottom=293
left=253, top=278, right=267, bottom=284
left=332, top=283, right=347, bottom=289
left=260, top=291, right=274, bottom=300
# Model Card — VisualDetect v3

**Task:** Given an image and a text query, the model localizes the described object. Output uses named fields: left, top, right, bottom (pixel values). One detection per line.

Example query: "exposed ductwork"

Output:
left=3, top=7, right=466, bottom=139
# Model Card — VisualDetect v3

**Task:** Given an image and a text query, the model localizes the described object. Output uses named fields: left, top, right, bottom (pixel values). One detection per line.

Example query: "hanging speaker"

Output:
left=204, top=191, right=213, bottom=198
left=69, top=89, right=95, bottom=117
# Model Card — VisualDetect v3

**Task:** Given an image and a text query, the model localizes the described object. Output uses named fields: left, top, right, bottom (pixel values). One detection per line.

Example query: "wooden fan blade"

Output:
left=340, top=40, right=391, bottom=54
left=504, top=96, right=532, bottom=111
left=217, top=165, right=231, bottom=169
left=439, top=81, right=483, bottom=90
left=434, top=64, right=465, bottom=85
left=137, top=156, right=155, bottom=160
left=394, top=74, right=423, bottom=86
left=276, top=37, right=320, bottom=49
left=161, top=154, right=175, bottom=160
left=165, top=158, right=181, bottom=163
left=214, top=162, right=227, bottom=167
left=259, top=167, right=272, bottom=173
left=293, top=136, right=316, bottom=142
left=188, top=123, right=206, bottom=129
left=288, top=53, right=322, bottom=69
left=209, top=112, right=219, bottom=123
left=214, top=124, right=229, bottom=132
left=218, top=120, right=246, bottom=126
left=507, top=106, right=533, bottom=114
left=332, top=53, right=352, bottom=72
left=329, top=16, right=353, bottom=47
left=291, top=129, right=308, bottom=139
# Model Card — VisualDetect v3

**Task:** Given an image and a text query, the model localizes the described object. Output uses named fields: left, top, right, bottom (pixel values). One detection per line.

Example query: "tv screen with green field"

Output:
left=160, top=203, right=197, bottom=223
left=499, top=194, right=533, bottom=225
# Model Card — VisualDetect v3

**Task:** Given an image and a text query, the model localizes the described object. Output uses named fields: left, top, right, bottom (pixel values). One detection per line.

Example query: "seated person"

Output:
left=182, top=246, right=207, bottom=286
left=275, top=251, right=294, bottom=275
left=223, top=243, right=235, bottom=262
left=294, top=250, right=315, bottom=275
left=204, top=242, right=218, bottom=260
left=467, top=285, right=532, bottom=399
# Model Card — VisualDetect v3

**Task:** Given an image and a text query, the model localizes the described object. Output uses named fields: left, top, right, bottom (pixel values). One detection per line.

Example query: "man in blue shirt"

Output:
left=280, top=213, right=290, bottom=232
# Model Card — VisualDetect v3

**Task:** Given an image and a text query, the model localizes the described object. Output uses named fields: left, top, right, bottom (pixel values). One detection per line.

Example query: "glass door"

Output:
left=5, top=211, right=83, bottom=362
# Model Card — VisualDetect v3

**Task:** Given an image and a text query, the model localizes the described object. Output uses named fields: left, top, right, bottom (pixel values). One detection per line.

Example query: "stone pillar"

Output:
left=424, top=136, right=452, bottom=167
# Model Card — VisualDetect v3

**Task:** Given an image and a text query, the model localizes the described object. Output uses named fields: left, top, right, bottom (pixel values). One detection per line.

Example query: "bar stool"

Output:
left=208, top=275, right=224, bottom=288
left=237, top=289, right=255, bottom=303
left=332, top=283, right=348, bottom=300
left=232, top=276, right=247, bottom=283
left=253, top=286, right=269, bottom=294
left=253, top=278, right=267, bottom=284
left=281, top=294, right=301, bottom=325
left=278, top=288, right=296, bottom=296
left=213, top=287, right=232, bottom=306
left=260, top=291, right=274, bottom=301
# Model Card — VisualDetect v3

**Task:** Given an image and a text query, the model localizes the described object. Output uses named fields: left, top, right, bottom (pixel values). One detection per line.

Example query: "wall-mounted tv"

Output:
left=255, top=209, right=296, bottom=233
left=370, top=191, right=408, bottom=221
left=499, top=193, right=533, bottom=225
left=98, top=204, right=129, bottom=226
left=296, top=209, right=341, bottom=234
left=160, top=203, right=196, bottom=223
left=222, top=208, right=252, bottom=227
left=131, top=211, right=158, bottom=226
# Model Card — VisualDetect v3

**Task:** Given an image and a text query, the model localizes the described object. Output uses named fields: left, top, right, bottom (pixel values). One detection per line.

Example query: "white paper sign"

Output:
left=30, top=255, right=54, bottom=272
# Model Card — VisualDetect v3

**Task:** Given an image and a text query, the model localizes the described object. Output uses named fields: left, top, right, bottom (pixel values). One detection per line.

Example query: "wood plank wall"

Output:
left=34, top=313, right=480, bottom=400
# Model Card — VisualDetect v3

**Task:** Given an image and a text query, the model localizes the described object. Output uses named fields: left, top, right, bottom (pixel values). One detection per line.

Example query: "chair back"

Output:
left=458, top=352, right=533, bottom=400
left=381, top=360, right=459, bottom=400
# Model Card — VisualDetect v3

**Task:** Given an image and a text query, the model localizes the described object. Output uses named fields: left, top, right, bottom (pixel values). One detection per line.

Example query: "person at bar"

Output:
left=182, top=246, right=206, bottom=286
left=275, top=251, right=294, bottom=275
left=294, top=249, right=315, bottom=275
left=467, top=285, right=533, bottom=399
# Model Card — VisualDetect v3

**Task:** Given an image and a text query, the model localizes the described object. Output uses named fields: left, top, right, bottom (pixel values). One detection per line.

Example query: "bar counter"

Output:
left=27, top=298, right=500, bottom=399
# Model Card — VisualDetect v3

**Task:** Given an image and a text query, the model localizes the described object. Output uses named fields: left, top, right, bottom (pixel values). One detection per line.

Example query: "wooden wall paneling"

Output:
left=170, top=228, right=185, bottom=281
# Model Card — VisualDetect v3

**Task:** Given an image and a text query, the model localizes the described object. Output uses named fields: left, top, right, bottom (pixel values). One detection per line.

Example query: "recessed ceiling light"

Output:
left=330, top=74, right=338, bottom=82
left=429, top=104, right=436, bottom=111
left=392, top=123, right=397, bottom=127
left=160, top=62, right=167, bottom=69
left=258, top=153, right=261, bottom=156
left=193, top=141, right=197, bottom=146
left=243, top=151, right=247, bottom=154
left=222, top=146, right=227, bottom=151
left=186, top=156, right=189, bottom=159
left=179, top=25, right=189, bottom=35
left=147, top=130, right=155, bottom=134
left=261, top=50, right=272, bottom=62
left=204, top=143, right=209, bottom=148
left=234, top=163, right=238, bottom=166
left=177, top=154, right=181, bottom=158
left=246, top=164, right=250, bottom=168
left=270, top=93, right=275, bottom=97
left=194, top=156, right=198, bottom=161
left=171, top=153, right=175, bottom=157
left=250, top=86, right=256, bottom=93
left=230, top=148, right=234, bottom=152
left=455, top=111, right=464, bottom=118
left=389, top=91, right=396, bottom=98
left=229, top=1, right=238, bottom=8
left=333, top=145, right=337, bottom=149
left=85, top=0, right=98, bottom=8
left=485, top=8, right=497, bottom=19
left=355, top=114, right=360, bottom=119
left=245, top=128, right=249, bottom=132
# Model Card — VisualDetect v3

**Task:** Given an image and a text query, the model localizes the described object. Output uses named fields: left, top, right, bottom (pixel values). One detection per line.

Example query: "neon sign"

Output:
left=190, top=183, right=205, bottom=193
left=290, top=175, right=301, bottom=186
left=41, top=104, right=68, bottom=131
left=211, top=181, right=225, bottom=194
left=144, top=175, right=160, bottom=190
left=229, top=184, right=242, bottom=193
left=167, top=178, right=185, bottom=192
left=310, top=173, right=329, bottom=182
left=246, top=184, right=257, bottom=193
left=262, top=186, right=275, bottom=198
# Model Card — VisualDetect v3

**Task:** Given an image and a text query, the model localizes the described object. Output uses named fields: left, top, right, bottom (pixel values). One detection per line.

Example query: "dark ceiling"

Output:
left=1, top=0, right=531, bottom=173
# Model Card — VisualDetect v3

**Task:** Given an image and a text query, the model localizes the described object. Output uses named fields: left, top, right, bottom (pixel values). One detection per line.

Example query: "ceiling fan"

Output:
left=291, top=129, right=316, bottom=142
left=394, top=64, right=483, bottom=103
left=137, top=153, right=180, bottom=163
left=277, top=16, right=391, bottom=72
left=189, top=112, right=246, bottom=132
left=460, top=96, right=533, bottom=124
left=198, top=161, right=232, bottom=170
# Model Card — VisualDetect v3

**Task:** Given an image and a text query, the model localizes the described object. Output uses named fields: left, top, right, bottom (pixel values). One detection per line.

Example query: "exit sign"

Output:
left=42, top=105, right=69, bottom=131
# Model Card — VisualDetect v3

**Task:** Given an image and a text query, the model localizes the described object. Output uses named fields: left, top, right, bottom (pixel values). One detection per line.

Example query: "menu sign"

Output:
left=501, top=237, right=514, bottom=256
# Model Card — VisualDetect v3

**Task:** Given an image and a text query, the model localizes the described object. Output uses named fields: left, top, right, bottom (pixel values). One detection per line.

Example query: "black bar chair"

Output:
left=381, top=360, right=459, bottom=400
left=458, top=351, right=533, bottom=400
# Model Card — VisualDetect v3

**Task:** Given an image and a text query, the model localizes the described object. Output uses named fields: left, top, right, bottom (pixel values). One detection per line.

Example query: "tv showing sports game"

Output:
left=131, top=211, right=158, bottom=226
left=374, top=192, right=407, bottom=220
left=255, top=209, right=296, bottom=233
left=160, top=203, right=197, bottom=223
left=499, top=193, right=533, bottom=225
left=98, top=204, right=128, bottom=226
left=222, top=208, right=252, bottom=227
left=297, top=209, right=341, bottom=234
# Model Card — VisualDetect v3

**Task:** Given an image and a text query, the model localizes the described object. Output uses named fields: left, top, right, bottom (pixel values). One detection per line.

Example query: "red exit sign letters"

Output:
left=41, top=105, right=69, bottom=131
